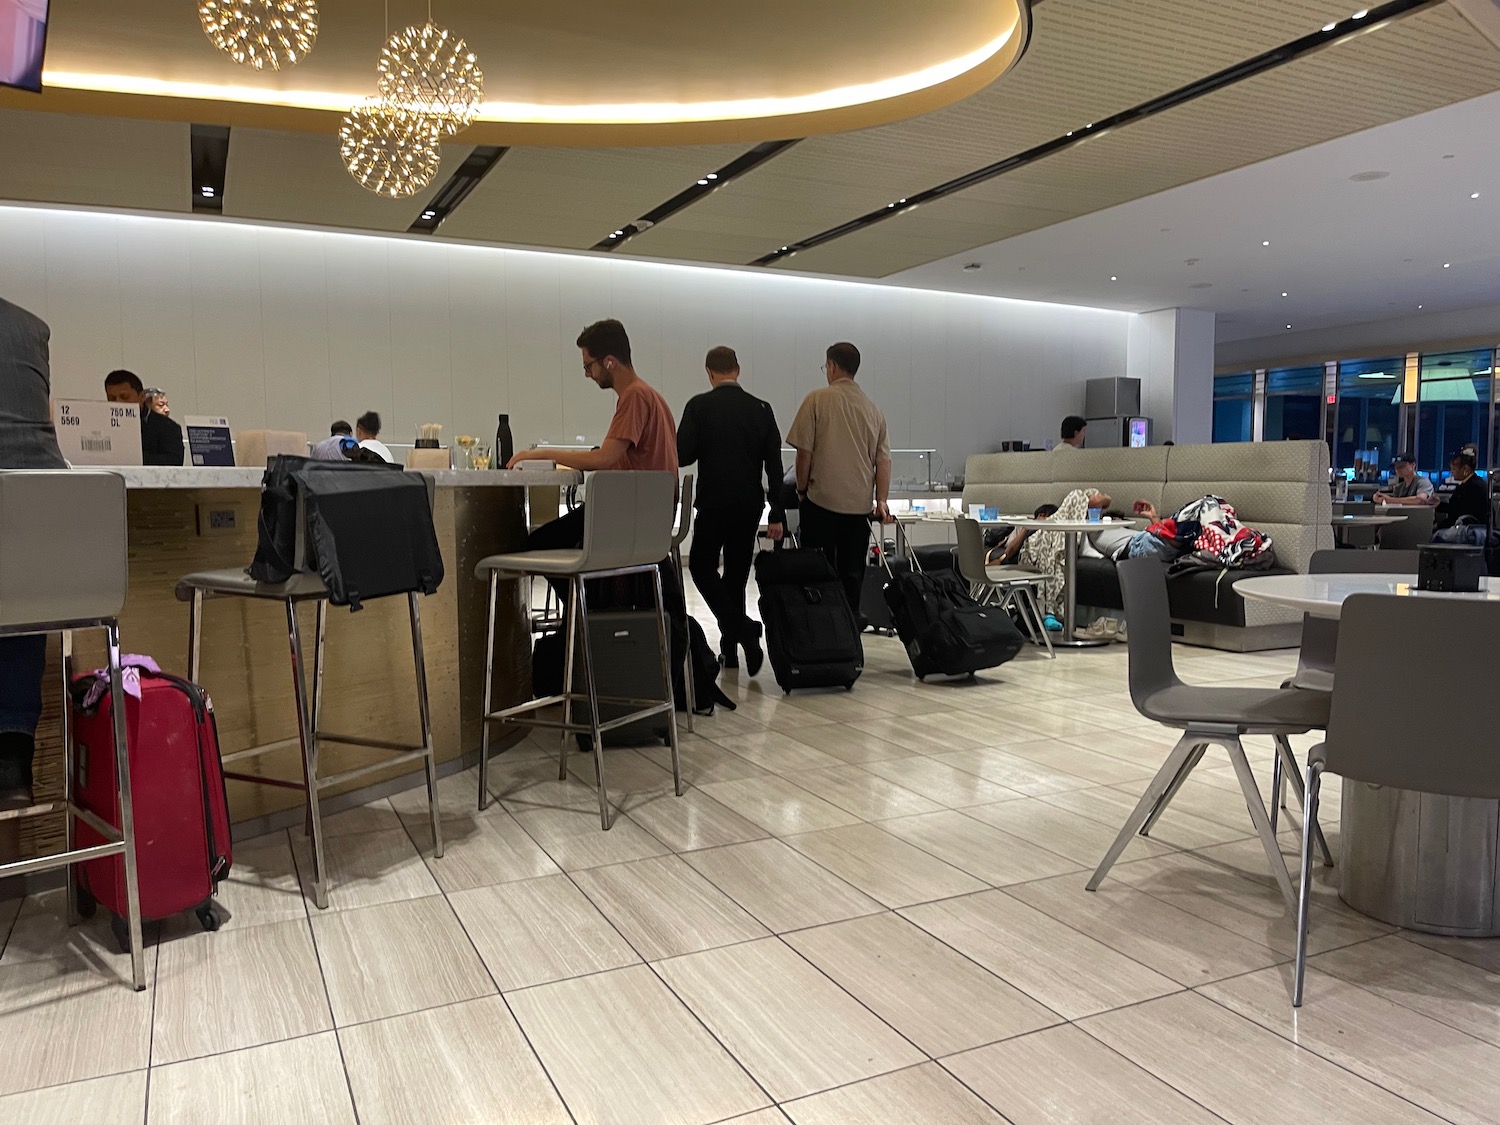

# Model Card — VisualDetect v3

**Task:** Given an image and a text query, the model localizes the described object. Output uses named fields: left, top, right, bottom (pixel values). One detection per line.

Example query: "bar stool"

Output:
left=175, top=476, right=443, bottom=909
left=0, top=471, right=144, bottom=989
left=476, top=471, right=683, bottom=829
left=670, top=473, right=696, bottom=731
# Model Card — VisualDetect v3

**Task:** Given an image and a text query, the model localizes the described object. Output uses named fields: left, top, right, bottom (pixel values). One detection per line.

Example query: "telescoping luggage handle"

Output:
left=869, top=517, right=898, bottom=577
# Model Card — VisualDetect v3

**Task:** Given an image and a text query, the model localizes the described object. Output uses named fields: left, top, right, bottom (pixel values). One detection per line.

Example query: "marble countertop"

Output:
left=101, top=466, right=582, bottom=489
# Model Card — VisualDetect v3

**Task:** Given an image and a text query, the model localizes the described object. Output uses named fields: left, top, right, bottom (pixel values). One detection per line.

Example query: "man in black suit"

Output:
left=677, top=346, right=784, bottom=674
left=104, top=369, right=184, bottom=466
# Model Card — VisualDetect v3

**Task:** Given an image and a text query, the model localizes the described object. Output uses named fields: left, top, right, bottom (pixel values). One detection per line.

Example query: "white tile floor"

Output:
left=2, top=597, right=1499, bottom=1124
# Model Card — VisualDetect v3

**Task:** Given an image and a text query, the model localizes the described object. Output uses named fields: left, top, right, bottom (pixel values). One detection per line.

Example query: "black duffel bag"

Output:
left=883, top=568, right=1024, bottom=680
left=248, top=455, right=443, bottom=610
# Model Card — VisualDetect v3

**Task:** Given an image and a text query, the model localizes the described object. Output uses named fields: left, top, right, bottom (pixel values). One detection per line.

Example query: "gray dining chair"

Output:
left=1292, top=592, right=1500, bottom=1005
left=1269, top=549, right=1420, bottom=856
left=1087, top=558, right=1330, bottom=906
left=1375, top=505, right=1435, bottom=550
left=954, top=517, right=1053, bottom=657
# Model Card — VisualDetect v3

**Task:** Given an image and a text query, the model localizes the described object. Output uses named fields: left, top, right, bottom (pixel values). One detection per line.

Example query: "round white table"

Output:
left=980, top=517, right=1134, bottom=646
left=1238, top=572, right=1500, bottom=936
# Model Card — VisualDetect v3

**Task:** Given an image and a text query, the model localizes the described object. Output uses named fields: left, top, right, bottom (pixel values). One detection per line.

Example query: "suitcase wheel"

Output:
left=844, top=683, right=854, bottom=691
left=74, top=883, right=97, bottom=920
left=196, top=903, right=222, bottom=933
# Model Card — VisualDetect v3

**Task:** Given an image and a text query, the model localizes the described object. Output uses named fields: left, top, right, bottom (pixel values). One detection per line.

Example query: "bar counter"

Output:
left=25, top=465, right=580, bottom=858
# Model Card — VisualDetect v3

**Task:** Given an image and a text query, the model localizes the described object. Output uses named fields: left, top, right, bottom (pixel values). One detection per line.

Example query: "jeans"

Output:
left=688, top=503, right=763, bottom=650
left=1125, top=532, right=1179, bottom=561
left=799, top=499, right=872, bottom=617
left=0, top=634, right=45, bottom=789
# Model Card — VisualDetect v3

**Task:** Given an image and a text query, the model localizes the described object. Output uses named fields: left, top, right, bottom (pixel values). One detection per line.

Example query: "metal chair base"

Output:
left=974, top=580, right=1055, bottom=659
left=1086, top=726, right=1299, bottom=909
left=0, top=623, right=145, bottom=990
left=478, top=563, right=684, bottom=830
left=187, top=589, right=443, bottom=911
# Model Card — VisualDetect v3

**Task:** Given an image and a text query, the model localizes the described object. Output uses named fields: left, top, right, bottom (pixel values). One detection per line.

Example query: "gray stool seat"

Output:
left=176, top=473, right=444, bottom=910
left=1140, top=684, right=1328, bottom=730
left=1086, top=557, right=1332, bottom=909
left=471, top=549, right=587, bottom=579
left=177, top=569, right=330, bottom=601
left=983, top=565, right=1047, bottom=585
left=0, top=470, right=145, bottom=990
left=476, top=470, right=683, bottom=829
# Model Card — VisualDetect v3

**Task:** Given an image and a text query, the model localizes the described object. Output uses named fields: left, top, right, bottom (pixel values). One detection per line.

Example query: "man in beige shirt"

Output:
left=786, top=341, right=892, bottom=614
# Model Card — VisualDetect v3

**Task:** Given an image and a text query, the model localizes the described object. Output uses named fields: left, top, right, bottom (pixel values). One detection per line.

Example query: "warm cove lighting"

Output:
left=41, top=11, right=1022, bottom=124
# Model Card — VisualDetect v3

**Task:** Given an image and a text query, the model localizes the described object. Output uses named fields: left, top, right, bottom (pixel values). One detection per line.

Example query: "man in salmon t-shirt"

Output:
left=508, top=319, right=686, bottom=686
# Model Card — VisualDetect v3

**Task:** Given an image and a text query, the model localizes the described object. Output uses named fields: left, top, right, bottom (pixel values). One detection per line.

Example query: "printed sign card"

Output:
left=53, top=400, right=143, bottom=466
left=184, top=416, right=235, bottom=466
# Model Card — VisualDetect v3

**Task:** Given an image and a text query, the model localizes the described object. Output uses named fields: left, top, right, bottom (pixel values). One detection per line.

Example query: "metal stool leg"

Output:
left=574, top=578, right=611, bottom=830
left=558, top=583, right=579, bottom=782
left=1273, top=734, right=1333, bottom=867
left=408, top=592, right=443, bottom=858
left=653, top=566, right=685, bottom=797
left=1088, top=733, right=1198, bottom=892
left=187, top=588, right=204, bottom=683
left=1140, top=742, right=1206, bottom=837
left=286, top=601, right=327, bottom=909
left=1024, top=586, right=1055, bottom=658
left=478, top=571, right=499, bottom=810
left=105, top=623, right=146, bottom=990
left=61, top=630, right=80, bottom=927
left=305, top=599, right=328, bottom=840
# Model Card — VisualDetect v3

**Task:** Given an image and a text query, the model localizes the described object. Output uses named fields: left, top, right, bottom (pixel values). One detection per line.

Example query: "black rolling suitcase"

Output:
left=532, top=611, right=672, bottom=747
left=883, top=568, right=1025, bottom=680
left=754, top=544, right=863, bottom=694
left=860, top=534, right=907, bottom=636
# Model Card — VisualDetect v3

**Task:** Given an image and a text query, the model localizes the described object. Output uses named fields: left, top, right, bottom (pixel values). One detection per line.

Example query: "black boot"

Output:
left=742, top=619, right=764, bottom=677
left=719, top=638, right=739, bottom=669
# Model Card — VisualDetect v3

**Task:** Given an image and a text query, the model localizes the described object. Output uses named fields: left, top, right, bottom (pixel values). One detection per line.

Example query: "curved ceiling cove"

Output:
left=20, top=0, right=1031, bottom=144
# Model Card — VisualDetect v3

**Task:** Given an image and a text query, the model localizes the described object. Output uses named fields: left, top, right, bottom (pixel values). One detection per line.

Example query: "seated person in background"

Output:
left=355, top=411, right=394, bottom=463
left=104, top=369, right=184, bottom=466
left=1432, top=450, right=1490, bottom=544
left=143, top=386, right=171, bottom=417
left=1019, top=488, right=1111, bottom=617
left=1374, top=452, right=1435, bottom=506
left=989, top=503, right=1056, bottom=565
left=310, top=420, right=356, bottom=461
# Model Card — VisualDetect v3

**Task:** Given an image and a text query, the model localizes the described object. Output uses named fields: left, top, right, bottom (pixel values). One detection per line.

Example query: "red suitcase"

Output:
left=71, top=667, right=232, bottom=950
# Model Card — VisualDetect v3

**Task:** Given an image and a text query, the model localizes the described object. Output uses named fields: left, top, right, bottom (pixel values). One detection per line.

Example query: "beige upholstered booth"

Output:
left=963, top=441, right=1333, bottom=650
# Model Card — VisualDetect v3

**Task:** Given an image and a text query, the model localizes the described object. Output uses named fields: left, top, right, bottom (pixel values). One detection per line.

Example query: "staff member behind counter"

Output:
left=104, top=369, right=184, bottom=466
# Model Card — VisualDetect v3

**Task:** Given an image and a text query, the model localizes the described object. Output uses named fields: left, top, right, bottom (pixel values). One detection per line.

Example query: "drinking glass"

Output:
left=469, top=444, right=492, bottom=470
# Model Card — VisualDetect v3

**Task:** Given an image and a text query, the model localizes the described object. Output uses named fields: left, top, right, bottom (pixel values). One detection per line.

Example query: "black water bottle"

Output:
left=494, top=413, right=514, bottom=469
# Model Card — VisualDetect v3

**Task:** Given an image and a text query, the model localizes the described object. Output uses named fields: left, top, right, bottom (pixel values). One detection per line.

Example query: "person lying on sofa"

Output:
left=1116, top=500, right=1193, bottom=562
left=1018, top=488, right=1112, bottom=617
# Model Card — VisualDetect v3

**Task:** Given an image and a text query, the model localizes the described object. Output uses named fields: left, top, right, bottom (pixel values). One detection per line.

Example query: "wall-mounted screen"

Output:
left=0, top=0, right=48, bottom=93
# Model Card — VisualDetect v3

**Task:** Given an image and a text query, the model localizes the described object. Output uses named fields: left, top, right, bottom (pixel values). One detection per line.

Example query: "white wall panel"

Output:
left=0, top=205, right=1136, bottom=469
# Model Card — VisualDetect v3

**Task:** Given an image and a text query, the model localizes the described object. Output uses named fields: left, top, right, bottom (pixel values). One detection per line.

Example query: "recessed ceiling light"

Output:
left=1281, top=292, right=1288, bottom=297
left=1444, top=262, right=1452, bottom=268
left=705, top=173, right=718, bottom=180
left=1472, top=192, right=1481, bottom=199
left=200, top=186, right=214, bottom=196
left=1286, top=324, right=1293, bottom=329
left=1262, top=240, right=1270, bottom=246
left=780, top=246, right=789, bottom=251
left=1110, top=275, right=1118, bottom=281
left=1066, top=131, right=1073, bottom=137
left=697, top=179, right=708, bottom=185
left=898, top=198, right=907, bottom=204
left=1418, top=304, right=1424, bottom=309
left=1322, top=21, right=1336, bottom=31
left=1352, top=9, right=1368, bottom=19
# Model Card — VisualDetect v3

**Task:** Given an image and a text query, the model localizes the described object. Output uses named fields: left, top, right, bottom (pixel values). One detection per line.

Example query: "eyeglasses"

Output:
left=582, top=358, right=601, bottom=375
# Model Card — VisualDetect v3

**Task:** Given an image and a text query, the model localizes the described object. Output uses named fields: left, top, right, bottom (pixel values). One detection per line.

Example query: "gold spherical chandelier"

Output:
left=198, top=0, right=319, bottom=71
left=376, top=21, right=486, bottom=137
left=339, top=99, right=443, bottom=198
